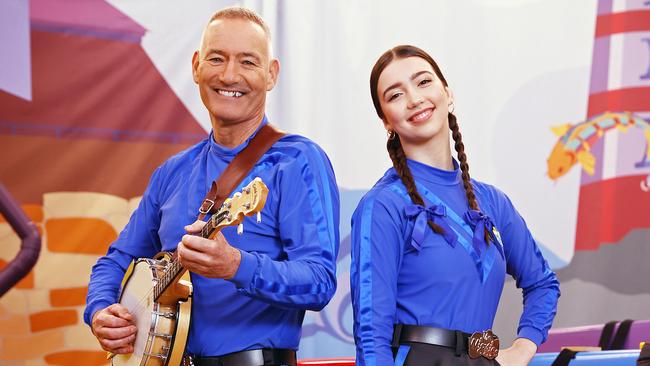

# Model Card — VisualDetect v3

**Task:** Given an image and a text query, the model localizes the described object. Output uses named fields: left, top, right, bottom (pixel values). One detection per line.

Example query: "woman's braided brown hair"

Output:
left=370, top=45, right=481, bottom=234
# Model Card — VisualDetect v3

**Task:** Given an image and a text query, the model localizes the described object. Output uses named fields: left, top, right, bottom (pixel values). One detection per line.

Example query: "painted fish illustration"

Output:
left=547, top=112, right=650, bottom=180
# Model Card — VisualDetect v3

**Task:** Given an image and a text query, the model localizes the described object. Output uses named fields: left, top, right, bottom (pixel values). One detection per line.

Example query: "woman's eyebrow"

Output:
left=382, top=70, right=433, bottom=98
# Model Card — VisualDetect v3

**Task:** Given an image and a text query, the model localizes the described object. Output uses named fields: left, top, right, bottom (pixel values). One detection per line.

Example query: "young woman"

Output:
left=350, top=45, right=560, bottom=366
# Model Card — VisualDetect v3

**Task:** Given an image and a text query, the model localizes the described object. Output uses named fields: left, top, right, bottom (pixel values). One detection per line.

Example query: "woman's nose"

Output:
left=407, top=93, right=424, bottom=109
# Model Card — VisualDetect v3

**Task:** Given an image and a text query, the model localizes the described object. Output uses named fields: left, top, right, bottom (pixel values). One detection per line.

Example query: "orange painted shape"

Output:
left=22, top=204, right=44, bottom=222
left=29, top=309, right=78, bottom=332
left=0, top=258, right=35, bottom=289
left=46, top=217, right=117, bottom=254
left=0, top=203, right=43, bottom=223
left=45, top=350, right=109, bottom=366
left=50, top=287, right=88, bottom=307
left=0, top=328, right=65, bottom=361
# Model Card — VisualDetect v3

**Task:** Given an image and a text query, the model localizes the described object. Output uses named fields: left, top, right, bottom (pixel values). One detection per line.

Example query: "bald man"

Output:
left=85, top=7, right=340, bottom=366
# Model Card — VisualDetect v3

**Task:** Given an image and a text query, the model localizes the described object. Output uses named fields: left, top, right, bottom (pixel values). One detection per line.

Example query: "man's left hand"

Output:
left=177, top=220, right=242, bottom=279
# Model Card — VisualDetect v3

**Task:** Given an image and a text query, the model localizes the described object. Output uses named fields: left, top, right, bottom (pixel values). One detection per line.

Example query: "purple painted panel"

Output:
left=538, top=320, right=650, bottom=353
left=615, top=113, right=650, bottom=177
left=597, top=0, right=613, bottom=15
left=621, top=32, right=650, bottom=88
left=30, top=0, right=145, bottom=40
left=589, top=38, right=610, bottom=94
left=0, top=0, right=31, bottom=100
left=0, top=182, right=40, bottom=297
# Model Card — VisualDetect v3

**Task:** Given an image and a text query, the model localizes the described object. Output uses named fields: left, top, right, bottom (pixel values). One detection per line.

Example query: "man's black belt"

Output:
left=191, top=348, right=297, bottom=366
left=392, top=324, right=500, bottom=360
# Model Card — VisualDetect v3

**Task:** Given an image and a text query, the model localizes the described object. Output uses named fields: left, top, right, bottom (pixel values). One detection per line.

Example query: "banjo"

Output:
left=111, top=178, right=269, bottom=366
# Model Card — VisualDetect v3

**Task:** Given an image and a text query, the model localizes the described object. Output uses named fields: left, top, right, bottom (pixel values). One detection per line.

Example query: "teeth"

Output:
left=217, top=89, right=243, bottom=98
left=411, top=109, right=431, bottom=122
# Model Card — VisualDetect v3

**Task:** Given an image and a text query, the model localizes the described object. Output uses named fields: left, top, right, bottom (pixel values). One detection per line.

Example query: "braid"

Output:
left=448, top=113, right=491, bottom=242
left=448, top=113, right=479, bottom=211
left=387, top=135, right=444, bottom=235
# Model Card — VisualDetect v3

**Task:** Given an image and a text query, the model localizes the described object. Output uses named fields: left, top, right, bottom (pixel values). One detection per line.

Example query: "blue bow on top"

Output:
left=404, top=204, right=457, bottom=251
left=464, top=210, right=504, bottom=259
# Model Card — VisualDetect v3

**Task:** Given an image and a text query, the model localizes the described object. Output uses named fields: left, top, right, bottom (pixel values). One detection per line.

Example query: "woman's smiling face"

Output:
left=377, top=56, right=453, bottom=147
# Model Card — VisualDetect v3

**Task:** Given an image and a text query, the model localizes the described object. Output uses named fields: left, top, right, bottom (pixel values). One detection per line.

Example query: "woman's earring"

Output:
left=448, top=102, right=455, bottom=114
left=387, top=130, right=396, bottom=140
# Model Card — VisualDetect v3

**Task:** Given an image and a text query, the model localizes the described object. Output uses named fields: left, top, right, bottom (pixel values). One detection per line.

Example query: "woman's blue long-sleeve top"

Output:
left=350, top=159, right=560, bottom=365
left=84, top=120, right=340, bottom=356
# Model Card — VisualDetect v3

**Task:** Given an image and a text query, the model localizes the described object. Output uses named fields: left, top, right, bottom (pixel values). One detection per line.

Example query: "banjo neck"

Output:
left=153, top=211, right=228, bottom=301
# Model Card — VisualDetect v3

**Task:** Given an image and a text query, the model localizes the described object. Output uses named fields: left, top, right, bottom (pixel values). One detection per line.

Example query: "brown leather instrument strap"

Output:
left=198, top=123, right=286, bottom=221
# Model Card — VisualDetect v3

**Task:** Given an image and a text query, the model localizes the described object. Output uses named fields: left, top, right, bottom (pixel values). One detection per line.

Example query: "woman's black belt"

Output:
left=392, top=324, right=500, bottom=360
left=189, top=348, right=297, bottom=366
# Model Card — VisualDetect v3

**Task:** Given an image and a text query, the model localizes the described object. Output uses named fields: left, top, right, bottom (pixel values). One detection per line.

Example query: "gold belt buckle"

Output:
left=468, top=329, right=499, bottom=360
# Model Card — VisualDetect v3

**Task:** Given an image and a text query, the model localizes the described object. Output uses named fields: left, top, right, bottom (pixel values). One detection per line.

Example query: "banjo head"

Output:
left=114, top=260, right=158, bottom=366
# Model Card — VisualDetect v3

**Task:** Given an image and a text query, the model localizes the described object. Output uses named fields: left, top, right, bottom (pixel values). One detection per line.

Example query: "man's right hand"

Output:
left=91, top=304, right=137, bottom=354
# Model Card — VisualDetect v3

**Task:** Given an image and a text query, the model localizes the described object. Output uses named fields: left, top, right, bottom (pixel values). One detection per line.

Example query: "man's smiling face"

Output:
left=192, top=17, right=278, bottom=127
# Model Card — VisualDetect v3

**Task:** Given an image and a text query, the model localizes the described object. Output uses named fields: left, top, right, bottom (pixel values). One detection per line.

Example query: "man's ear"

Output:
left=191, top=50, right=200, bottom=84
left=266, top=59, right=280, bottom=91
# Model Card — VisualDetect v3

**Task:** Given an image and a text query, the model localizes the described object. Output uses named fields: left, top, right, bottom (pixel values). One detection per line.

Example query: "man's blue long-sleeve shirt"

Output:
left=84, top=120, right=340, bottom=356
left=350, top=159, right=560, bottom=365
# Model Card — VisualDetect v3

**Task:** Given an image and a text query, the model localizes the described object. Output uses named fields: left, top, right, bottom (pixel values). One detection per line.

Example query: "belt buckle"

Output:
left=468, top=329, right=499, bottom=360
